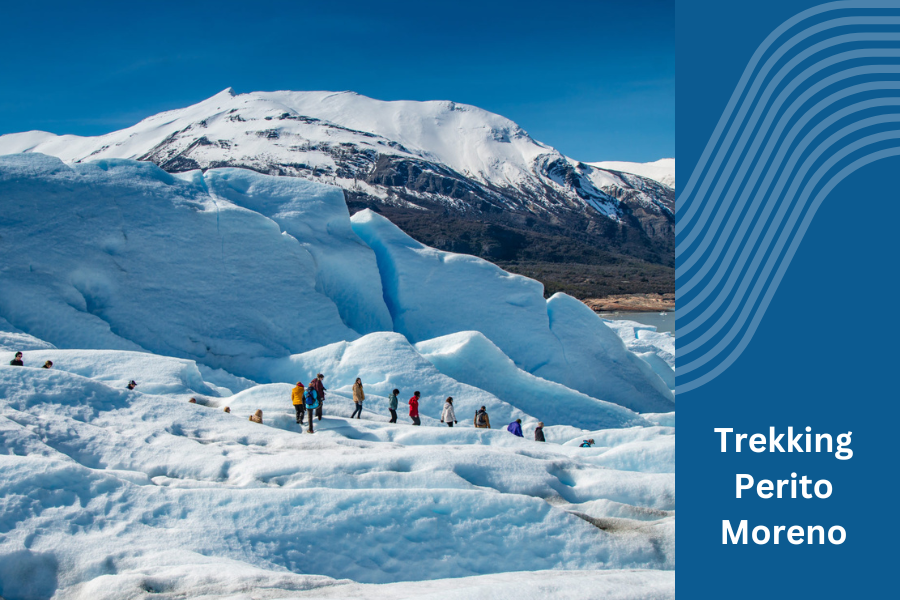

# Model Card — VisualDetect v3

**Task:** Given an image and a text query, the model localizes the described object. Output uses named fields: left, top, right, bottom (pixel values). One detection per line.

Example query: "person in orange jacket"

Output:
left=291, top=381, right=306, bottom=425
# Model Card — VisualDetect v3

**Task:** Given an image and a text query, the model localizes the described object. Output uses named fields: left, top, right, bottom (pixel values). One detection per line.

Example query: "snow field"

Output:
left=0, top=359, right=673, bottom=597
left=56, top=563, right=674, bottom=600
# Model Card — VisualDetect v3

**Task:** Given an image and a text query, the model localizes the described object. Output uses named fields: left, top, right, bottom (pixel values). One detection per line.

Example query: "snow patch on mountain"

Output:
left=589, top=159, right=675, bottom=189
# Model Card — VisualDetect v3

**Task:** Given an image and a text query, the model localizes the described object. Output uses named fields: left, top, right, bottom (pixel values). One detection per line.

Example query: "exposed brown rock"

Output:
left=583, top=293, right=675, bottom=313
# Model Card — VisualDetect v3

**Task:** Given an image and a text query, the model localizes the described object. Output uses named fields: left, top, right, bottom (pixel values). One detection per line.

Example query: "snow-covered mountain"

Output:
left=0, top=89, right=675, bottom=270
left=590, top=158, right=676, bottom=189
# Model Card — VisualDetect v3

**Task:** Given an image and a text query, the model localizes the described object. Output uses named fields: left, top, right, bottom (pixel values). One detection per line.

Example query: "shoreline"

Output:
left=583, top=293, right=676, bottom=313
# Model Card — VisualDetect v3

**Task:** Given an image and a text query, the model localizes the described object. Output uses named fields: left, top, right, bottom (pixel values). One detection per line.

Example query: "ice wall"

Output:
left=1, top=154, right=673, bottom=415
left=0, top=154, right=358, bottom=374
left=200, top=168, right=392, bottom=335
left=350, top=210, right=674, bottom=413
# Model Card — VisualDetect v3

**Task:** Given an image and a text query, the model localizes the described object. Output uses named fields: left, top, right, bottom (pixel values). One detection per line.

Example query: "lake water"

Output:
left=598, top=310, right=676, bottom=335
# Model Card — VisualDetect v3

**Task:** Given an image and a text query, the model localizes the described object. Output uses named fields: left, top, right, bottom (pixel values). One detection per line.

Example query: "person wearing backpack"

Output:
left=388, top=389, right=399, bottom=423
left=580, top=439, right=595, bottom=448
left=534, top=422, right=546, bottom=442
left=440, top=397, right=457, bottom=427
left=351, top=378, right=365, bottom=419
left=292, top=381, right=306, bottom=425
left=304, top=387, right=320, bottom=433
left=474, top=406, right=490, bottom=429
left=409, top=391, right=421, bottom=426
left=506, top=419, right=523, bottom=437
left=309, top=374, right=326, bottom=420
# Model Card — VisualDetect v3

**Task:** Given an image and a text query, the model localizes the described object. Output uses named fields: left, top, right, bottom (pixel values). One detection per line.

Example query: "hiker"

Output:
left=474, top=406, right=490, bottom=429
left=304, top=387, right=320, bottom=433
left=534, top=422, right=545, bottom=442
left=579, top=438, right=595, bottom=448
left=42, top=360, right=53, bottom=369
left=9, top=352, right=23, bottom=366
left=351, top=378, right=364, bottom=419
left=126, top=380, right=137, bottom=390
left=249, top=409, right=263, bottom=424
left=440, top=397, right=457, bottom=427
left=388, top=389, right=399, bottom=423
left=409, top=391, right=421, bottom=426
left=308, top=374, right=326, bottom=420
left=188, top=397, right=197, bottom=404
left=507, top=419, right=523, bottom=437
left=292, top=381, right=306, bottom=425
left=223, top=406, right=231, bottom=413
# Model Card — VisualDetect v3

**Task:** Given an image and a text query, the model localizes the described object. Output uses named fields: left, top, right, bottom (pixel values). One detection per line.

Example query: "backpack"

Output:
left=475, top=410, right=488, bottom=426
left=580, top=440, right=592, bottom=448
left=304, top=389, right=320, bottom=410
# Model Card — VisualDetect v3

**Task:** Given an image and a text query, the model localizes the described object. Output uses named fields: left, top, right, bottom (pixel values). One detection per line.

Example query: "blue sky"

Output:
left=0, top=0, right=674, bottom=162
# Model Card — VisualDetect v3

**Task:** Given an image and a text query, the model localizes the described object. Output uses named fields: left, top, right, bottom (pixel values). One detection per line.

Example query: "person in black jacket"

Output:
left=388, top=389, right=399, bottom=423
left=534, top=422, right=545, bottom=442
left=309, top=374, right=326, bottom=420
left=9, top=352, right=23, bottom=366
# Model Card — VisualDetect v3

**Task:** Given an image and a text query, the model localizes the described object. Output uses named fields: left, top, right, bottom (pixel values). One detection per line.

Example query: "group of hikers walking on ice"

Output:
left=8, top=352, right=560, bottom=443
left=284, top=373, right=547, bottom=441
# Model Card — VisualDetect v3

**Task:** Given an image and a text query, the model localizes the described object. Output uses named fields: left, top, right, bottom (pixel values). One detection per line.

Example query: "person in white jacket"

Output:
left=440, top=397, right=458, bottom=427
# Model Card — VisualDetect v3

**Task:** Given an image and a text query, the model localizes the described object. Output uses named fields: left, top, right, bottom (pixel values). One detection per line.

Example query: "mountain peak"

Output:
left=0, top=91, right=675, bottom=292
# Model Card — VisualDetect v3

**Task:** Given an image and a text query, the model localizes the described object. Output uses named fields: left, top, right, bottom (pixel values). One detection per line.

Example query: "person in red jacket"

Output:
left=308, top=373, right=326, bottom=420
left=409, top=391, right=421, bottom=426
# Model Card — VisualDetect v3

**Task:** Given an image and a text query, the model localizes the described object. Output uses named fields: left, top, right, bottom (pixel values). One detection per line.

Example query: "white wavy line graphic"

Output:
left=676, top=1, right=900, bottom=393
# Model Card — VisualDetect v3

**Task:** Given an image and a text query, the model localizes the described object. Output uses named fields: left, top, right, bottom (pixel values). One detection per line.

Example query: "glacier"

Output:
left=0, top=153, right=674, bottom=599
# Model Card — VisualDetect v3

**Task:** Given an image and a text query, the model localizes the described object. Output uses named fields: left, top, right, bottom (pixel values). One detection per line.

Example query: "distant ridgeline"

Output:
left=0, top=89, right=675, bottom=301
